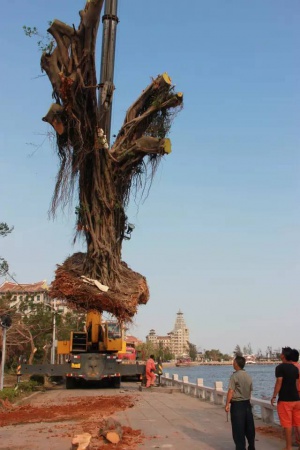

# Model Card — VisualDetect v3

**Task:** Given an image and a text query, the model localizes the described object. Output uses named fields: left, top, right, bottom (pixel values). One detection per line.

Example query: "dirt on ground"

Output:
left=256, top=425, right=284, bottom=440
left=0, top=391, right=144, bottom=449
left=256, top=424, right=300, bottom=447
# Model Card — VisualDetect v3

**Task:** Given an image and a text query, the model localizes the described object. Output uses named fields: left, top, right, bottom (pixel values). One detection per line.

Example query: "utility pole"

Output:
left=0, top=315, right=12, bottom=390
left=0, top=327, right=7, bottom=390
left=98, top=0, right=119, bottom=145
left=50, top=298, right=57, bottom=365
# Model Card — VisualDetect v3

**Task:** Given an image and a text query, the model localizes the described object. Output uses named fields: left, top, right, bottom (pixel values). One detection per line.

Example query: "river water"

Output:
left=164, top=364, right=276, bottom=400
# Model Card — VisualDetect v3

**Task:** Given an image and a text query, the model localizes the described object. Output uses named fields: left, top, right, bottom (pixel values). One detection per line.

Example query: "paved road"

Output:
left=0, top=383, right=285, bottom=449
left=114, top=386, right=284, bottom=449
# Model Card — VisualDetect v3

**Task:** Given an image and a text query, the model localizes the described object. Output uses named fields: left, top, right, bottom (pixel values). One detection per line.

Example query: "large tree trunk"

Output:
left=42, top=1, right=183, bottom=320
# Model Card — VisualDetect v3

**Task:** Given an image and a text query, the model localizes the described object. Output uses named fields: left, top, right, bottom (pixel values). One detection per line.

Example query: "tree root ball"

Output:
left=49, top=252, right=149, bottom=321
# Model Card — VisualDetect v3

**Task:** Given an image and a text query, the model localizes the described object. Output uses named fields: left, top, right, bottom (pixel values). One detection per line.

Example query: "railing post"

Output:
left=261, top=405, right=275, bottom=424
left=172, top=374, right=178, bottom=387
left=162, top=373, right=170, bottom=386
left=197, top=378, right=205, bottom=399
left=214, top=381, right=224, bottom=405
left=215, top=381, right=223, bottom=390
left=182, top=376, right=189, bottom=394
left=197, top=378, right=204, bottom=386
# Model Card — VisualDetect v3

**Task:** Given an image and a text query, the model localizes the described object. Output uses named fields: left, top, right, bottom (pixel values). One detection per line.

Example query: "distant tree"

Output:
left=156, top=341, right=164, bottom=360
left=135, top=341, right=156, bottom=361
left=266, top=346, right=272, bottom=359
left=243, top=343, right=253, bottom=355
left=17, top=296, right=53, bottom=363
left=56, top=311, right=86, bottom=341
left=161, top=346, right=174, bottom=362
left=0, top=293, right=17, bottom=366
left=205, top=349, right=223, bottom=361
left=0, top=291, right=87, bottom=368
left=188, top=342, right=198, bottom=361
left=153, top=341, right=174, bottom=362
left=0, top=222, right=13, bottom=277
left=234, top=345, right=242, bottom=356
left=0, top=293, right=42, bottom=367
left=256, top=348, right=263, bottom=360
left=0, top=223, right=13, bottom=238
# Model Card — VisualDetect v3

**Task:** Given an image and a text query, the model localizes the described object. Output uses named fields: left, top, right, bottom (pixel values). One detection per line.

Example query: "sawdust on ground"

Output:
left=0, top=393, right=144, bottom=449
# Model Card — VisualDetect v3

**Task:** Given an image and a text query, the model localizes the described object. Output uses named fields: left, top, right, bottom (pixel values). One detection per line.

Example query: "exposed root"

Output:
left=49, top=253, right=149, bottom=321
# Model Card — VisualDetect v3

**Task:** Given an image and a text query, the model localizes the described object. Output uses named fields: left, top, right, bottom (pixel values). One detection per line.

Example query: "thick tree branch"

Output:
left=79, top=0, right=105, bottom=31
left=116, top=137, right=171, bottom=166
left=41, top=48, right=63, bottom=94
left=42, top=103, right=65, bottom=134
left=48, top=20, right=75, bottom=39
left=124, top=72, right=172, bottom=123
left=47, top=23, right=71, bottom=71
left=109, top=73, right=183, bottom=161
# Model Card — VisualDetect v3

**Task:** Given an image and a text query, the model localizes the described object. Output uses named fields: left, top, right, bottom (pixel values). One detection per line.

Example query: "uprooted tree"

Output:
left=36, top=0, right=183, bottom=321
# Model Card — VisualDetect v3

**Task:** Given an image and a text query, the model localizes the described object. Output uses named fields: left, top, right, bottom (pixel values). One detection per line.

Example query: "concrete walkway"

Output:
left=114, top=386, right=284, bottom=449
left=0, top=383, right=286, bottom=449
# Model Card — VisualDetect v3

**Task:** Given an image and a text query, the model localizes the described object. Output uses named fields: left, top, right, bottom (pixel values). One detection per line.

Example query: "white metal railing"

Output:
left=161, top=373, right=277, bottom=424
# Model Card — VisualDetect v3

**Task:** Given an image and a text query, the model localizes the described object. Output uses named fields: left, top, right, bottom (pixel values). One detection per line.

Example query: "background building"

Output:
left=0, top=280, right=69, bottom=314
left=146, top=310, right=190, bottom=359
left=169, top=310, right=190, bottom=358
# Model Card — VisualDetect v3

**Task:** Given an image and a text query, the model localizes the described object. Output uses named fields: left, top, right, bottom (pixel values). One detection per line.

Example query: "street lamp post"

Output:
left=0, top=315, right=12, bottom=390
left=44, top=299, right=57, bottom=365
left=0, top=326, right=7, bottom=390
left=50, top=298, right=57, bottom=365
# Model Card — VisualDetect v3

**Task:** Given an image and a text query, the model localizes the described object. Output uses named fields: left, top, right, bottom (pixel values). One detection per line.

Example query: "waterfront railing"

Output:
left=162, top=373, right=277, bottom=425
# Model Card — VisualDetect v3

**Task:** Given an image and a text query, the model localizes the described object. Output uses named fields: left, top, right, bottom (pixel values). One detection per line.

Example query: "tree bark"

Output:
left=99, top=417, right=123, bottom=444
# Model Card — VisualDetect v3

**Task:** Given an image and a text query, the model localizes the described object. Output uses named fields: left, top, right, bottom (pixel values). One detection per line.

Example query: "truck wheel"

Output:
left=113, top=376, right=121, bottom=389
left=66, top=377, right=76, bottom=389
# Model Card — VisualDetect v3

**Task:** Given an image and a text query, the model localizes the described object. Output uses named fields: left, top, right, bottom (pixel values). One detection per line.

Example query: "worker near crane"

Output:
left=146, top=354, right=156, bottom=388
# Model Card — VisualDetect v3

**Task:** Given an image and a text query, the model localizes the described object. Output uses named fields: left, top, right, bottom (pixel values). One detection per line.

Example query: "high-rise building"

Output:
left=146, top=310, right=190, bottom=359
left=169, top=310, right=189, bottom=358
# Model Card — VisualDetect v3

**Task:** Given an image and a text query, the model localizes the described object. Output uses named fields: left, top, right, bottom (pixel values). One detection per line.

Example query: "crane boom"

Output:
left=98, top=0, right=119, bottom=145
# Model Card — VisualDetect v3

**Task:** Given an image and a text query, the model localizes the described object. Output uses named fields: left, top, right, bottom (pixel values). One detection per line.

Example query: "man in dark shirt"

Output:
left=291, top=349, right=300, bottom=446
left=271, top=347, right=300, bottom=450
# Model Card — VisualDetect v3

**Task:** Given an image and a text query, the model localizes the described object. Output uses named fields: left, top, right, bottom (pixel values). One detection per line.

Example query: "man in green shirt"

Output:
left=225, top=355, right=255, bottom=450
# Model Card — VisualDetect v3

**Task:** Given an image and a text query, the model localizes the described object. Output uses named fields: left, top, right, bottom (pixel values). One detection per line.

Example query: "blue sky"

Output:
left=1, top=1, right=299, bottom=354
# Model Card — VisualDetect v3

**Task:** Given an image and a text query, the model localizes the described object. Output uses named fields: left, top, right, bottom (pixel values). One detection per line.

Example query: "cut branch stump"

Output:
left=99, top=417, right=123, bottom=444
left=71, top=432, right=92, bottom=450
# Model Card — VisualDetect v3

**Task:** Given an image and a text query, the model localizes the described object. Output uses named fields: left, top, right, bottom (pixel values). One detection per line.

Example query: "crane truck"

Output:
left=20, top=310, right=145, bottom=388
